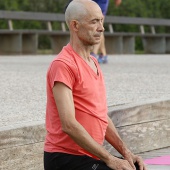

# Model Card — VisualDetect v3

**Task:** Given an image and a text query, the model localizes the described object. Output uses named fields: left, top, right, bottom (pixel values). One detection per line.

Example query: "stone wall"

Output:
left=0, top=99, right=170, bottom=169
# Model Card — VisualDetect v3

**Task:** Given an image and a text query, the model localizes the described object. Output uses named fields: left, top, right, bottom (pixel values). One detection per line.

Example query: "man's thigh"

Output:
left=74, top=155, right=111, bottom=170
left=44, top=152, right=111, bottom=170
left=44, top=152, right=140, bottom=170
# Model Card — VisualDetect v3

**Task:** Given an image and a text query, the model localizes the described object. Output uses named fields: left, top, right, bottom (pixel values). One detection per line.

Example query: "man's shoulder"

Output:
left=54, top=55, right=75, bottom=69
left=52, top=45, right=76, bottom=66
left=48, top=46, right=78, bottom=74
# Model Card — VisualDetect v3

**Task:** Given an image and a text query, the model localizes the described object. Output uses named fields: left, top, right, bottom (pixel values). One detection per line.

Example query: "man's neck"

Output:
left=70, top=40, right=92, bottom=61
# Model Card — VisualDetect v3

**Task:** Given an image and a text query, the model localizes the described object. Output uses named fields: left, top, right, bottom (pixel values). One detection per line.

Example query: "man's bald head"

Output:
left=65, top=0, right=100, bottom=28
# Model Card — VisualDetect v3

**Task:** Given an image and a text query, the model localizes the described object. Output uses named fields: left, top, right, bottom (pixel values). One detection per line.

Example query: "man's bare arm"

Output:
left=53, top=82, right=134, bottom=170
left=53, top=82, right=111, bottom=159
left=105, top=116, right=147, bottom=170
left=105, top=116, right=131, bottom=157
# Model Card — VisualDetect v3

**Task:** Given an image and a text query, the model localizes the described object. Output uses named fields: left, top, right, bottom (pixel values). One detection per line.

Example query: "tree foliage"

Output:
left=0, top=0, right=169, bottom=18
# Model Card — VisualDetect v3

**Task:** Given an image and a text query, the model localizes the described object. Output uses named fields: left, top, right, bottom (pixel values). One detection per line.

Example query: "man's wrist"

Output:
left=123, top=149, right=134, bottom=159
left=100, top=152, right=113, bottom=164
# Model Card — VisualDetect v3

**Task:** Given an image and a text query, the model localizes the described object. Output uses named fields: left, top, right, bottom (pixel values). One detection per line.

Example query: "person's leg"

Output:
left=44, top=152, right=86, bottom=170
left=97, top=33, right=108, bottom=63
left=73, top=155, right=112, bottom=170
left=92, top=33, right=106, bottom=56
left=92, top=43, right=100, bottom=55
left=98, top=33, right=106, bottom=56
left=91, top=15, right=108, bottom=63
left=77, top=156, right=140, bottom=170
left=44, top=151, right=140, bottom=170
left=44, top=151, right=111, bottom=170
left=44, top=151, right=59, bottom=170
left=92, top=30, right=108, bottom=64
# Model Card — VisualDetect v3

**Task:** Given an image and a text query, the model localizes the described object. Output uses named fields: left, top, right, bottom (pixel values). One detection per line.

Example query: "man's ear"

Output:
left=70, top=20, right=79, bottom=31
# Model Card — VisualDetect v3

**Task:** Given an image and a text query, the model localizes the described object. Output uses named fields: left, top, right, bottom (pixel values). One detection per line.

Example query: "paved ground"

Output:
left=0, top=54, right=170, bottom=169
left=147, top=165, right=170, bottom=170
left=0, top=54, right=170, bottom=128
left=139, top=147, right=170, bottom=170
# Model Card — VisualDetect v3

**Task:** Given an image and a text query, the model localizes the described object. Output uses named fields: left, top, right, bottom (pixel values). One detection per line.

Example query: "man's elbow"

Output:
left=61, top=121, right=76, bottom=135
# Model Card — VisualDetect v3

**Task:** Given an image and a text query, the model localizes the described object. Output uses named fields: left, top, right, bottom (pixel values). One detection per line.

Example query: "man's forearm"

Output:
left=63, top=118, right=113, bottom=162
left=62, top=118, right=136, bottom=170
left=53, top=83, right=114, bottom=164
left=105, top=116, right=132, bottom=157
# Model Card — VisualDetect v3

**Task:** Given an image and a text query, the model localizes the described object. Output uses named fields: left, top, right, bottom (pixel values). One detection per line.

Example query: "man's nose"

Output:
left=98, top=21, right=105, bottom=32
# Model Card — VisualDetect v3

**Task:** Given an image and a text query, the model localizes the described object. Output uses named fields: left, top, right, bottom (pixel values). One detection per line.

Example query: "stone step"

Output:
left=105, top=98, right=170, bottom=155
left=0, top=142, right=43, bottom=170
left=0, top=121, right=45, bottom=150
left=0, top=98, right=169, bottom=169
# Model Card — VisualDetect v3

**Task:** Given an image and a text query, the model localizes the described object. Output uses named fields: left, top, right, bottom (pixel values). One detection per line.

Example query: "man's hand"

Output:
left=106, top=156, right=135, bottom=170
left=114, top=0, right=122, bottom=7
left=124, top=152, right=147, bottom=170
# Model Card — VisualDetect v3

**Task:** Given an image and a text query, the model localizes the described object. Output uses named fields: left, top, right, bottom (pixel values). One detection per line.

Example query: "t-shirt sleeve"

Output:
left=48, top=60, right=76, bottom=90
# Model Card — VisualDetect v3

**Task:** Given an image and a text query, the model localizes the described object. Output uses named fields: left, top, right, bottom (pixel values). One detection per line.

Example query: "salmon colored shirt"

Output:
left=44, top=44, right=108, bottom=159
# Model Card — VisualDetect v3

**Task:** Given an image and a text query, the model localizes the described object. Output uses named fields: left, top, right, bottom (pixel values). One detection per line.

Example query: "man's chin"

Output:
left=93, top=41, right=101, bottom=45
left=87, top=41, right=100, bottom=46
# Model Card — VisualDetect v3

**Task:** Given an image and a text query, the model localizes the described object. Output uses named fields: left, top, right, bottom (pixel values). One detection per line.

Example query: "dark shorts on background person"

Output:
left=93, top=0, right=109, bottom=15
left=44, top=152, right=140, bottom=170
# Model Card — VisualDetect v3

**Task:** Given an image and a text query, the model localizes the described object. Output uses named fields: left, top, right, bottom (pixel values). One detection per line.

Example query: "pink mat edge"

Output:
left=144, top=155, right=170, bottom=165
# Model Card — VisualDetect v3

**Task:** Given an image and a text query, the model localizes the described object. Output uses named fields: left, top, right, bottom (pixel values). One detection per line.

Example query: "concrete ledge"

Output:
left=105, top=36, right=123, bottom=54
left=50, top=35, right=70, bottom=54
left=0, top=121, right=45, bottom=150
left=0, top=99, right=169, bottom=169
left=22, top=34, right=38, bottom=54
left=166, top=37, right=170, bottom=53
left=142, top=37, right=166, bottom=54
left=108, top=98, right=170, bottom=127
left=104, top=98, right=170, bottom=155
left=0, top=34, right=22, bottom=54
left=105, top=35, right=135, bottom=54
left=0, top=121, right=45, bottom=170
left=123, top=36, right=135, bottom=54
left=0, top=142, right=44, bottom=170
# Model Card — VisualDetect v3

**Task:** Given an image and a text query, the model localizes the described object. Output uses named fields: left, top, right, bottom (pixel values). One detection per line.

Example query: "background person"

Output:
left=91, top=0, right=121, bottom=64
left=44, top=0, right=146, bottom=170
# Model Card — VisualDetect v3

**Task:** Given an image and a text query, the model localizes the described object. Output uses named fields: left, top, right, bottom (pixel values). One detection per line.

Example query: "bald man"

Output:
left=65, top=0, right=122, bottom=63
left=44, top=1, right=146, bottom=170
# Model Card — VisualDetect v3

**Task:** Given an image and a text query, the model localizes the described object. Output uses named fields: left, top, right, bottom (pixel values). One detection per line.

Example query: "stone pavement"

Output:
left=0, top=54, right=170, bottom=169
left=0, top=54, right=170, bottom=129
left=139, top=147, right=170, bottom=170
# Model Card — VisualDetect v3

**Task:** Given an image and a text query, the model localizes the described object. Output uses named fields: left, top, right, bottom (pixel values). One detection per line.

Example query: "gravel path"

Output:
left=0, top=54, right=170, bottom=128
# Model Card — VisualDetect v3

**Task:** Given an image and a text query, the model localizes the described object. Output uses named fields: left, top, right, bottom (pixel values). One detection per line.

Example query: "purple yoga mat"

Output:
left=144, top=155, right=170, bottom=165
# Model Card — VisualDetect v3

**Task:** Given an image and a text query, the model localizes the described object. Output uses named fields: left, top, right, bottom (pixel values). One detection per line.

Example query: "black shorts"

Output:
left=44, top=151, right=140, bottom=170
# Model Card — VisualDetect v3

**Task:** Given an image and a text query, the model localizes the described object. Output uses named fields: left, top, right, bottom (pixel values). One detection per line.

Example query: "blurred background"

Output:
left=0, top=0, right=169, bottom=53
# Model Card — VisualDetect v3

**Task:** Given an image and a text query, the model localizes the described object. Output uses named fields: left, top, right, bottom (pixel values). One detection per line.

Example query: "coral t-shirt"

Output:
left=44, top=44, right=108, bottom=158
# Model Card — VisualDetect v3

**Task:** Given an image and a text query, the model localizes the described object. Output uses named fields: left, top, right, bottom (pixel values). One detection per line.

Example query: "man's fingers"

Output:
left=125, top=158, right=136, bottom=170
left=136, top=157, right=147, bottom=170
left=130, top=160, right=136, bottom=170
